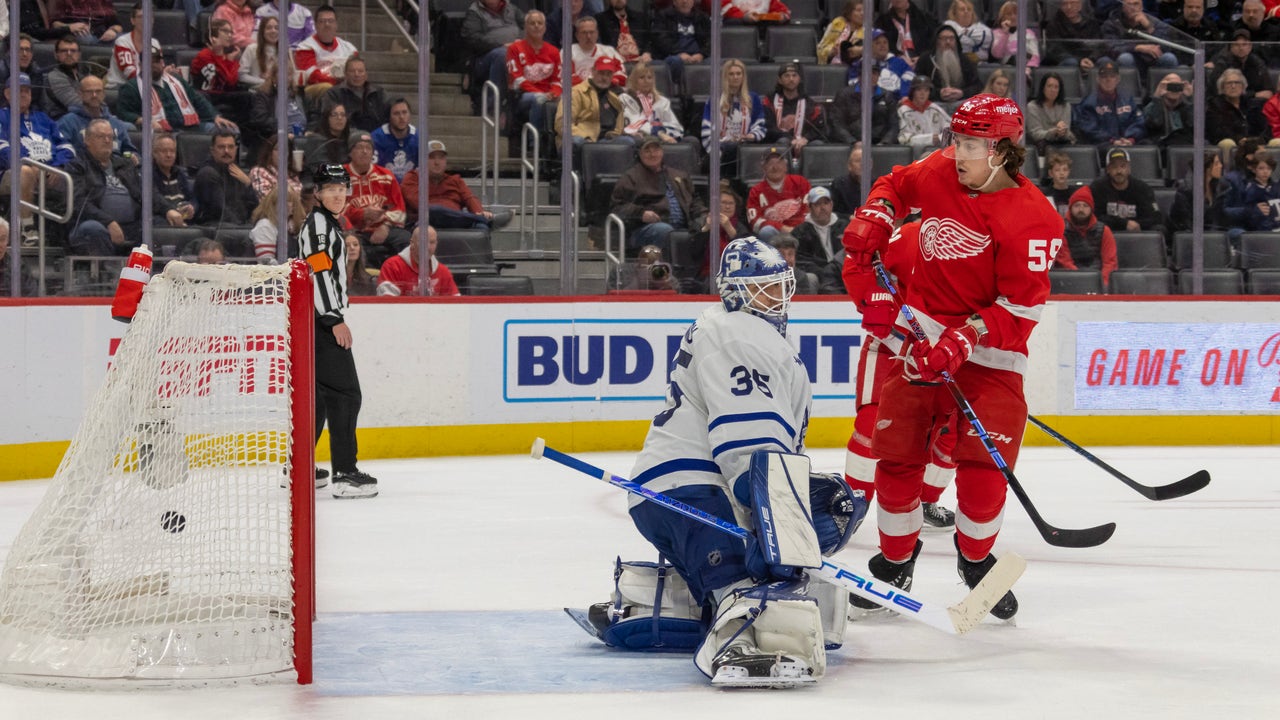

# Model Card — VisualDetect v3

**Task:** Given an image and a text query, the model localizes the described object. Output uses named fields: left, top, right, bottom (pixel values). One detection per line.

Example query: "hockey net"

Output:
left=0, top=261, right=315, bottom=686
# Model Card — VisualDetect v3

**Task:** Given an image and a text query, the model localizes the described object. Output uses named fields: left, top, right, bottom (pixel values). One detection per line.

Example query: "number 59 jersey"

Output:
left=865, top=150, right=1066, bottom=375
left=629, top=304, right=812, bottom=505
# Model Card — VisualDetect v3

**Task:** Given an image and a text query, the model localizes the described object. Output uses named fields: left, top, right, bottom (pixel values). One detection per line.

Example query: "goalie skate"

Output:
left=711, top=645, right=816, bottom=689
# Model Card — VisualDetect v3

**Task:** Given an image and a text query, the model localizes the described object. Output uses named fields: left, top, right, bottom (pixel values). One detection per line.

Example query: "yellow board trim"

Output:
left=2, top=416, right=1277, bottom=483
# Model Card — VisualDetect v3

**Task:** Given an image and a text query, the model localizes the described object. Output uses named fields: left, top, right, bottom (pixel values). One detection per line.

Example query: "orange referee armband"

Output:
left=305, top=252, right=333, bottom=273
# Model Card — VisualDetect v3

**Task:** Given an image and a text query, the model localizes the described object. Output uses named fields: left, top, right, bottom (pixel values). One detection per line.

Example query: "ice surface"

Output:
left=0, top=445, right=1276, bottom=719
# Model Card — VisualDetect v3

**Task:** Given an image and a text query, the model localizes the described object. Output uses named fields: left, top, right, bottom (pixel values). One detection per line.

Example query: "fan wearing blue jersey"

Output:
left=575, top=237, right=867, bottom=688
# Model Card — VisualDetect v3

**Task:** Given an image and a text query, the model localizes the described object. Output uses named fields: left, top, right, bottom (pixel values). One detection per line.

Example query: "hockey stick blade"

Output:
left=534, top=439, right=1025, bottom=635
left=1027, top=416, right=1212, bottom=501
left=871, top=260, right=1116, bottom=548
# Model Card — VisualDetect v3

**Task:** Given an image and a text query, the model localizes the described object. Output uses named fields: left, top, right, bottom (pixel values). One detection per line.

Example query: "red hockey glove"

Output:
left=842, top=202, right=895, bottom=268
left=859, top=290, right=897, bottom=339
left=904, top=324, right=983, bottom=383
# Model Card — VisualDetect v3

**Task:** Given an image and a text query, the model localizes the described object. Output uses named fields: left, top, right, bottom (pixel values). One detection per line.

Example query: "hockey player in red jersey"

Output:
left=842, top=219, right=958, bottom=535
left=841, top=94, right=1064, bottom=620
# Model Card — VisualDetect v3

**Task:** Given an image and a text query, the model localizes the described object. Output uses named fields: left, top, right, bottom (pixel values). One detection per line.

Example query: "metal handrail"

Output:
left=480, top=81, right=501, bottom=206
left=360, top=0, right=419, bottom=54
left=603, top=213, right=625, bottom=291
left=20, top=158, right=74, bottom=296
left=518, top=123, right=541, bottom=251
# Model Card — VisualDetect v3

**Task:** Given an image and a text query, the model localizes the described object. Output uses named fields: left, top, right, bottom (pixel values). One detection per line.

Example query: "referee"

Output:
left=299, top=164, right=378, bottom=499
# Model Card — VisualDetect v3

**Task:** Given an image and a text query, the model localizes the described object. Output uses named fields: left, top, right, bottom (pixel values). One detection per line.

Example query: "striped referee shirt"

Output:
left=298, top=207, right=349, bottom=327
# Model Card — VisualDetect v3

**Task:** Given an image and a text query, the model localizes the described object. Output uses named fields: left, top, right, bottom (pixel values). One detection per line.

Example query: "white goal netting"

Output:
left=0, top=262, right=310, bottom=686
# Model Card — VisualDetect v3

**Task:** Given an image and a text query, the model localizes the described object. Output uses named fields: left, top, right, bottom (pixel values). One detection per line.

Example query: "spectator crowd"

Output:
left=5, top=0, right=1280, bottom=296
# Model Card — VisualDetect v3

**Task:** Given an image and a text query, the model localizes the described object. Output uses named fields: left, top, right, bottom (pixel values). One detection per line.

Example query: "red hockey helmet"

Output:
left=949, top=93, right=1024, bottom=143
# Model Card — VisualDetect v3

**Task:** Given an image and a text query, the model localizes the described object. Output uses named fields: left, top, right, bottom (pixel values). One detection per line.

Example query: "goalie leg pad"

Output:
left=743, top=452, right=822, bottom=578
left=694, top=578, right=827, bottom=687
left=589, top=557, right=706, bottom=652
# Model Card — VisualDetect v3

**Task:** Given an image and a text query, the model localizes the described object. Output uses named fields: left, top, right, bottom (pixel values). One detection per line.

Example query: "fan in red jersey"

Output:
left=840, top=94, right=1064, bottom=622
left=842, top=220, right=959, bottom=543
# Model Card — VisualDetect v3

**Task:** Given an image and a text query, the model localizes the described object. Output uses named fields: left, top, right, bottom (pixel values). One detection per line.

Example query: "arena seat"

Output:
left=1049, top=269, right=1103, bottom=295
left=1177, top=269, right=1243, bottom=295
left=1109, top=268, right=1174, bottom=295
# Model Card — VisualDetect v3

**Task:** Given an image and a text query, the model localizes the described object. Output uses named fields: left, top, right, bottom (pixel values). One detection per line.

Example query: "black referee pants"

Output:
left=315, top=322, right=362, bottom=474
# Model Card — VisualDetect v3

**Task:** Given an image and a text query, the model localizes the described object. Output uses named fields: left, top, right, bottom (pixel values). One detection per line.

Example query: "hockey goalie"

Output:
left=566, top=238, right=869, bottom=688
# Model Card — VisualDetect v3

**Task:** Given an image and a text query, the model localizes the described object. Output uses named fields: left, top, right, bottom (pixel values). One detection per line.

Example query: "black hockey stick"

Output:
left=1027, top=415, right=1211, bottom=501
left=871, top=260, right=1115, bottom=548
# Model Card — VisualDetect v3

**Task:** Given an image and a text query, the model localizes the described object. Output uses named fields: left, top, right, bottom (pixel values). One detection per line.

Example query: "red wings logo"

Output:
left=525, top=62, right=555, bottom=83
left=919, top=217, right=991, bottom=260
left=766, top=198, right=804, bottom=222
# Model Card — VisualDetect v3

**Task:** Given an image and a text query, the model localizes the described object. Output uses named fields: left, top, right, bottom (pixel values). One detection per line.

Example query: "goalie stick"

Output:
left=872, top=259, right=1116, bottom=549
left=1027, top=416, right=1211, bottom=501
left=531, top=438, right=1026, bottom=636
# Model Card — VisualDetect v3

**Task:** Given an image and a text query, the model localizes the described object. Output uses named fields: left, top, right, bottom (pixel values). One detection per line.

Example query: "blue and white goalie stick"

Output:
left=532, top=438, right=1026, bottom=636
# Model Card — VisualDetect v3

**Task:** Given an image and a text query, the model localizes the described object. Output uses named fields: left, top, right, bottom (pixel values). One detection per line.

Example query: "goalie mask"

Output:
left=717, top=237, right=796, bottom=334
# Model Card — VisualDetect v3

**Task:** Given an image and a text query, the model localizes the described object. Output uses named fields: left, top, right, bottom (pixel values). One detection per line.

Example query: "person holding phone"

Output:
left=1143, top=72, right=1196, bottom=148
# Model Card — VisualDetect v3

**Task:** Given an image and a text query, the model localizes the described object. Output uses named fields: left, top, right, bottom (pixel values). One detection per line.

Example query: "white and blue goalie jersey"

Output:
left=630, top=304, right=811, bottom=508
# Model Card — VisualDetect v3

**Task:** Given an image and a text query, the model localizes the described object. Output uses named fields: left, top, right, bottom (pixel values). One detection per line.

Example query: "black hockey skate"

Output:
left=849, top=539, right=924, bottom=612
left=955, top=534, right=1018, bottom=620
left=711, top=644, right=816, bottom=688
left=332, top=470, right=379, bottom=499
left=921, top=502, right=956, bottom=529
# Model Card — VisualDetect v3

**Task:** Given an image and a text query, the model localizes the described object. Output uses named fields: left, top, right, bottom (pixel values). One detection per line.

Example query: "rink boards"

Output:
left=1, top=295, right=1278, bottom=482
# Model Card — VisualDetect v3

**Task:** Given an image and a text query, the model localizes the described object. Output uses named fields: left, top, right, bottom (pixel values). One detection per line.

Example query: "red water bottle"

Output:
left=111, top=245, right=154, bottom=323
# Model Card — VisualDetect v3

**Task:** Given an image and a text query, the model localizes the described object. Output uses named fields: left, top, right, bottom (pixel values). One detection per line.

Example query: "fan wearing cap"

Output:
left=507, top=10, right=564, bottom=142
left=557, top=55, right=627, bottom=151
left=763, top=61, right=826, bottom=161
left=609, top=134, right=708, bottom=256
left=896, top=76, right=951, bottom=148
left=791, top=186, right=850, bottom=294
left=1071, top=59, right=1145, bottom=146
left=1234, top=1, right=1280, bottom=65
left=719, top=0, right=791, bottom=25
left=839, top=94, right=1064, bottom=621
left=343, top=130, right=409, bottom=269
left=846, top=28, right=915, bottom=100
left=0, top=73, right=77, bottom=244
left=1099, top=0, right=1179, bottom=76
left=570, top=16, right=628, bottom=87
left=1089, top=146, right=1165, bottom=236
left=118, top=48, right=238, bottom=133
left=1057, top=186, right=1118, bottom=290
left=914, top=25, right=982, bottom=103
left=401, top=140, right=513, bottom=229
left=746, top=146, right=811, bottom=242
